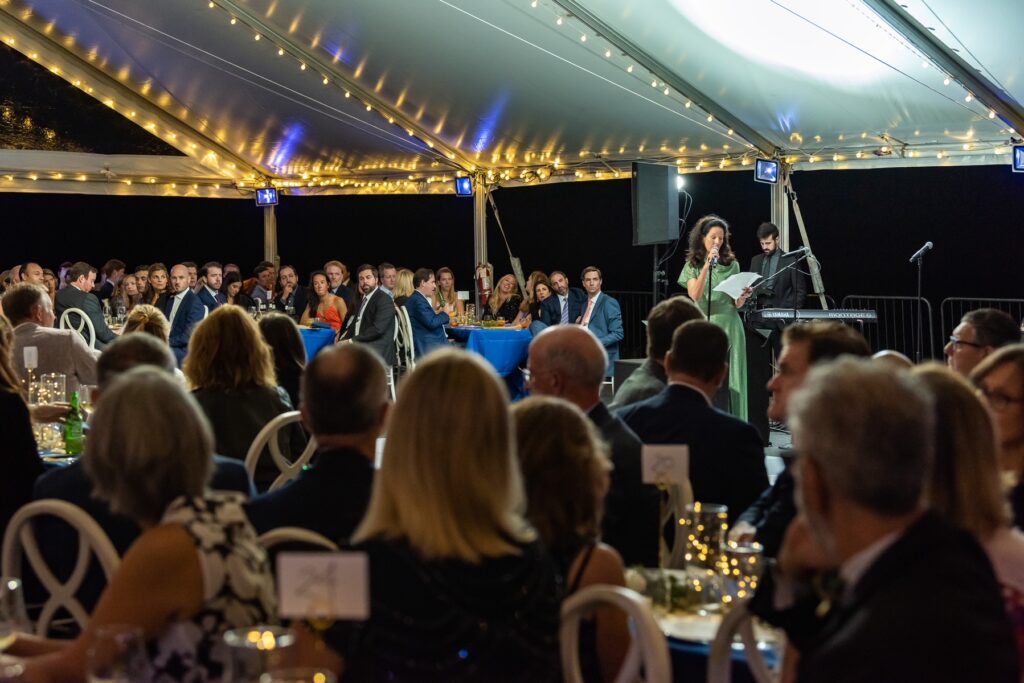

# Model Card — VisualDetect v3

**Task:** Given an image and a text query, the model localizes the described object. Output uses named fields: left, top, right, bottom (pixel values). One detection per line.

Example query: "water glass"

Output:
left=261, top=669, right=336, bottom=683
left=0, top=578, right=30, bottom=652
left=85, top=624, right=149, bottom=682
left=223, top=626, right=296, bottom=683
left=39, top=373, right=67, bottom=405
left=680, top=502, right=729, bottom=571
left=720, top=541, right=764, bottom=608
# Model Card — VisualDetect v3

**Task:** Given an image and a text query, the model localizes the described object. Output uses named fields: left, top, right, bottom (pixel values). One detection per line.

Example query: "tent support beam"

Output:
left=555, top=0, right=779, bottom=158
left=0, top=2, right=271, bottom=182
left=473, top=175, right=488, bottom=313
left=214, top=0, right=476, bottom=173
left=771, top=165, right=791, bottom=249
left=263, top=206, right=278, bottom=267
left=861, top=0, right=1024, bottom=134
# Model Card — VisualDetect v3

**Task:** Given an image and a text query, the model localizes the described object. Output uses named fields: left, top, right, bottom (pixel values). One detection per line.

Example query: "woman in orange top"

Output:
left=300, top=270, right=347, bottom=332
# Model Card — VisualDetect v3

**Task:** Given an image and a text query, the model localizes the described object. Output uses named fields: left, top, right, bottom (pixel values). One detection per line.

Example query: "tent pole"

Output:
left=783, top=174, right=828, bottom=310
left=473, top=176, right=488, bottom=313
left=771, top=166, right=790, bottom=250
left=263, top=205, right=278, bottom=268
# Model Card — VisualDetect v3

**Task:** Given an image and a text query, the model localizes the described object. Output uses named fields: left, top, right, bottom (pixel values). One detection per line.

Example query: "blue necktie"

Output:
left=560, top=297, right=569, bottom=324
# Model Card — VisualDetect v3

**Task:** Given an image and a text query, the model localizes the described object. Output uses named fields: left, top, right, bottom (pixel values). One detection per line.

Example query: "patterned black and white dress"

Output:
left=149, top=492, right=276, bottom=682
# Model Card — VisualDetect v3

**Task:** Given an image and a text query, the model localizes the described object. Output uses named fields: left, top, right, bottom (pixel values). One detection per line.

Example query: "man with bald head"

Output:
left=162, top=263, right=205, bottom=365
left=18, top=263, right=44, bottom=285
left=246, top=344, right=387, bottom=542
left=527, top=325, right=660, bottom=566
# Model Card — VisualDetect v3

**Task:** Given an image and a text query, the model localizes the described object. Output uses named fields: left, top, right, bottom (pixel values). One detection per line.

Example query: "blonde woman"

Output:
left=392, top=268, right=414, bottom=307
left=112, top=273, right=142, bottom=313
left=488, top=274, right=522, bottom=322
left=433, top=267, right=465, bottom=317
left=914, top=364, right=1024, bottom=668
left=123, top=304, right=171, bottom=344
left=512, top=395, right=630, bottom=682
left=317, top=349, right=560, bottom=679
left=184, top=305, right=305, bottom=490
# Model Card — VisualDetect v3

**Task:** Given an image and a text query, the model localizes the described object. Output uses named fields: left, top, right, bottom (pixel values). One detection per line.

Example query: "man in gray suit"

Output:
left=6, top=283, right=99, bottom=393
left=54, top=261, right=117, bottom=350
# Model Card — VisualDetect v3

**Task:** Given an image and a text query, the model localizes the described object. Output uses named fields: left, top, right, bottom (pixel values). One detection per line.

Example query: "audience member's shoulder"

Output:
left=33, top=460, right=88, bottom=498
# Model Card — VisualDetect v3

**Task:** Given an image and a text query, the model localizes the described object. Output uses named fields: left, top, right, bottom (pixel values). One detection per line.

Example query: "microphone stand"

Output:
left=706, top=258, right=714, bottom=318
left=746, top=250, right=811, bottom=308
left=910, top=251, right=927, bottom=363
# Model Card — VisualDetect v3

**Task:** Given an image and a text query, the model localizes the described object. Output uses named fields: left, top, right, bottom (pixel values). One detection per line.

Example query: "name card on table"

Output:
left=277, top=552, right=369, bottom=621
left=23, top=346, right=38, bottom=370
left=642, top=445, right=690, bottom=486
left=457, top=290, right=470, bottom=301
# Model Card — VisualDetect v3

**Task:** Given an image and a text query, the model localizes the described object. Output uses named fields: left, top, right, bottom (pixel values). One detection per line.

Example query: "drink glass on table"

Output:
left=0, top=578, right=30, bottom=653
left=85, top=624, right=149, bottom=683
left=223, top=626, right=296, bottom=683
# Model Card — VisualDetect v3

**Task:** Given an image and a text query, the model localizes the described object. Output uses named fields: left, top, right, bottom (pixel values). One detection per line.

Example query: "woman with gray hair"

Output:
left=11, top=366, right=275, bottom=682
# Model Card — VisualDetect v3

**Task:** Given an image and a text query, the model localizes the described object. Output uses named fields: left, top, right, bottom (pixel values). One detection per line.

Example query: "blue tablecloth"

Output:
left=299, top=327, right=336, bottom=363
left=447, top=326, right=531, bottom=377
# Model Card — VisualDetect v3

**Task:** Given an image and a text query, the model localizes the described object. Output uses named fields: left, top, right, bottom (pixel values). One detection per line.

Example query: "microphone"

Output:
left=908, top=241, right=933, bottom=263
left=709, top=246, right=720, bottom=266
left=781, top=246, right=810, bottom=258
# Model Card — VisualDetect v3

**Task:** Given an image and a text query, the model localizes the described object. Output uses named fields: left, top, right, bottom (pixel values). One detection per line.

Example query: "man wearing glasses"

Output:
left=945, top=308, right=1020, bottom=377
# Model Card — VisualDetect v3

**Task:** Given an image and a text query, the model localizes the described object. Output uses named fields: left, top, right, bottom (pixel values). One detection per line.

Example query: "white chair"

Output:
left=203, top=305, right=210, bottom=319
left=1, top=499, right=121, bottom=636
left=244, top=411, right=318, bottom=491
left=394, top=307, right=416, bottom=372
left=385, top=366, right=396, bottom=401
left=707, top=597, right=779, bottom=683
left=58, top=307, right=97, bottom=350
left=257, top=527, right=339, bottom=552
left=561, top=585, right=672, bottom=683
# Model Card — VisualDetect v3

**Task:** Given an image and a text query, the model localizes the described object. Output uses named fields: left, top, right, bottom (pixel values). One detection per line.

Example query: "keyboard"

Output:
left=748, top=308, right=878, bottom=322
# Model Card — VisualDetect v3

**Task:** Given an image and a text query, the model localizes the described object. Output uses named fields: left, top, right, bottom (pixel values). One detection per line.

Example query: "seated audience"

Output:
left=144, top=262, right=168, bottom=305
left=578, top=267, right=623, bottom=377
left=273, top=264, right=307, bottom=320
left=315, top=349, right=560, bottom=679
left=258, top=312, right=306, bottom=409
left=246, top=344, right=385, bottom=541
left=195, top=261, right=226, bottom=312
left=748, top=359, right=1019, bottom=682
left=391, top=268, right=414, bottom=307
left=132, top=265, right=148, bottom=298
left=19, top=263, right=44, bottom=286
left=300, top=270, right=348, bottom=332
left=185, top=305, right=306, bottom=490
left=162, top=264, right=205, bottom=366
left=7, top=283, right=99, bottom=394
left=532, top=270, right=586, bottom=334
left=123, top=304, right=170, bottom=342
left=378, top=262, right=398, bottom=297
left=249, top=261, right=276, bottom=304
left=0, top=314, right=43, bottom=537
left=513, top=396, right=629, bottom=682
left=53, top=262, right=117, bottom=350
left=94, top=259, right=125, bottom=301
left=529, top=325, right=660, bottom=566
left=339, top=264, right=397, bottom=365
left=487, top=274, right=522, bottom=322
left=221, top=270, right=255, bottom=309
left=610, top=295, right=705, bottom=410
left=183, top=261, right=198, bottom=288
left=324, top=260, right=357, bottom=312
left=972, top=345, right=1024, bottom=529
left=871, top=348, right=913, bottom=369
left=404, top=268, right=452, bottom=358
left=41, top=269, right=57, bottom=305
left=946, top=308, right=1020, bottom=376
left=914, top=364, right=1024, bottom=667
left=617, top=321, right=768, bottom=524
left=433, top=266, right=465, bottom=318
left=731, top=322, right=870, bottom=555
left=513, top=271, right=548, bottom=327
left=33, top=333, right=253, bottom=617
left=15, top=366, right=275, bottom=681
left=111, top=273, right=141, bottom=313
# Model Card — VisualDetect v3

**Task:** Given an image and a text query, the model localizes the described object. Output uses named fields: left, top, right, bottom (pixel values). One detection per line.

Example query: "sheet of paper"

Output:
left=713, top=272, right=761, bottom=300
left=457, top=290, right=470, bottom=301
left=642, top=445, right=690, bottom=486
left=23, top=346, right=38, bottom=370
left=277, top=552, right=369, bottom=620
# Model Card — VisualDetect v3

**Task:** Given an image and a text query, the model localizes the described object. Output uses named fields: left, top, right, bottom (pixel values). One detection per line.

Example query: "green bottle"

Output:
left=64, top=391, right=84, bottom=456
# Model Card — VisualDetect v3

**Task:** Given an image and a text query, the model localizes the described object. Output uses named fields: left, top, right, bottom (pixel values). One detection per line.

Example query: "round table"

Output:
left=299, top=327, right=337, bottom=363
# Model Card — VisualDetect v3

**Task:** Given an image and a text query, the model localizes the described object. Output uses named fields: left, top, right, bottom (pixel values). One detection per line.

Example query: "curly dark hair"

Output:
left=686, top=214, right=736, bottom=268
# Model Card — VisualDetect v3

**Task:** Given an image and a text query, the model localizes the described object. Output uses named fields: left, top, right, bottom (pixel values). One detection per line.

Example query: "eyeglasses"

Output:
left=948, top=336, right=983, bottom=351
left=977, top=386, right=1024, bottom=411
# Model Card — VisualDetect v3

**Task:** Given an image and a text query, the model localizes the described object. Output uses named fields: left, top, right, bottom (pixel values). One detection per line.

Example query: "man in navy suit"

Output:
left=578, top=266, right=623, bottom=377
left=162, top=263, right=205, bottom=365
left=531, top=270, right=585, bottom=335
left=246, top=344, right=383, bottom=541
left=616, top=321, right=768, bottom=523
left=273, top=264, right=308, bottom=322
left=195, top=261, right=228, bottom=312
left=405, top=268, right=451, bottom=358
left=339, top=264, right=397, bottom=365
left=54, top=261, right=117, bottom=350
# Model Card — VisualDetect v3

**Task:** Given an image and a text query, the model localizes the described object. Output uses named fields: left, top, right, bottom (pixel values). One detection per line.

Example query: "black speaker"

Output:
left=631, top=162, right=680, bottom=246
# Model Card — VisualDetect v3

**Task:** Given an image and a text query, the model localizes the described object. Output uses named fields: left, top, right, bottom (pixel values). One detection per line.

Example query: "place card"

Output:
left=457, top=290, right=470, bottom=301
left=642, top=445, right=690, bottom=486
left=277, top=552, right=369, bottom=621
left=23, top=346, right=38, bottom=370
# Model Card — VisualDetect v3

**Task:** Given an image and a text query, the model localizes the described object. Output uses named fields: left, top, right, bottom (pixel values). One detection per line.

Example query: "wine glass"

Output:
left=85, top=624, right=150, bottom=683
left=39, top=373, right=67, bottom=405
left=223, top=626, right=296, bottom=683
left=0, top=578, right=31, bottom=653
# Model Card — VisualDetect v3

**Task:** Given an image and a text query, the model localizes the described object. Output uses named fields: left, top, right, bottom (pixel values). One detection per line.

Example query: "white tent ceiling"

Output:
left=0, top=0, right=1020, bottom=197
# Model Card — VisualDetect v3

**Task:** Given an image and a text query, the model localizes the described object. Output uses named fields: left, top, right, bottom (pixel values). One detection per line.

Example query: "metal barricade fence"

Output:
left=841, top=295, right=935, bottom=359
left=940, top=298, right=1024, bottom=345
left=605, top=291, right=654, bottom=360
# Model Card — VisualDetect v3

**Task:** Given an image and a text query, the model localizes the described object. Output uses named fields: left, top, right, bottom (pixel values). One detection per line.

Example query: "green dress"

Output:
left=679, top=260, right=748, bottom=422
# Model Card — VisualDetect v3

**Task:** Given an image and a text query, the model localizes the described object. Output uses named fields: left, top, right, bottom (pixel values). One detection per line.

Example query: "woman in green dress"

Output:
left=678, top=215, right=752, bottom=422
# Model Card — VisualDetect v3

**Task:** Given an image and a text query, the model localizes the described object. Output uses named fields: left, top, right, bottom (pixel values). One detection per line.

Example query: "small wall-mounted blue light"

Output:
left=255, top=187, right=279, bottom=206
left=754, top=159, right=779, bottom=184
left=1013, top=145, right=1024, bottom=173
left=454, top=176, right=474, bottom=196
